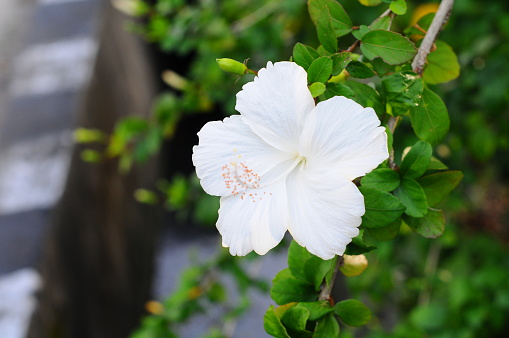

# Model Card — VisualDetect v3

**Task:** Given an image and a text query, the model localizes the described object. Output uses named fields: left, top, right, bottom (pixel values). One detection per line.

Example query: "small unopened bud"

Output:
left=216, top=58, right=247, bottom=75
left=340, top=254, right=368, bottom=277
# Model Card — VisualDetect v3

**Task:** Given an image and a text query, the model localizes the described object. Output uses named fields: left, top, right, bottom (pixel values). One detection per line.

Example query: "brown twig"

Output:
left=319, top=256, right=344, bottom=301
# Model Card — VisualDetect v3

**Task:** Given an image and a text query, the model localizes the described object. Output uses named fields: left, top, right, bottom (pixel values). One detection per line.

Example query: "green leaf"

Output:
left=331, top=52, right=351, bottom=75
left=307, top=56, right=333, bottom=83
left=293, top=43, right=321, bottom=70
left=352, top=25, right=370, bottom=40
left=382, top=71, right=424, bottom=116
left=315, top=5, right=338, bottom=53
left=343, top=81, right=384, bottom=116
left=359, top=186, right=405, bottom=228
left=345, top=230, right=377, bottom=255
left=428, top=156, right=448, bottom=171
left=308, top=0, right=353, bottom=37
left=417, top=171, right=463, bottom=207
left=358, top=0, right=382, bottom=6
left=304, top=256, right=335, bottom=291
left=422, top=40, right=460, bottom=85
left=360, top=30, right=416, bottom=65
left=309, top=82, right=327, bottom=98
left=297, top=301, right=334, bottom=321
left=410, top=87, right=450, bottom=146
left=394, top=177, right=428, bottom=218
left=346, top=61, right=376, bottom=79
left=288, top=241, right=313, bottom=282
left=281, top=306, right=311, bottom=332
left=273, top=268, right=294, bottom=284
left=264, top=306, right=291, bottom=338
left=370, top=58, right=394, bottom=77
left=389, top=0, right=407, bottom=15
left=335, top=299, right=371, bottom=327
left=400, top=141, right=432, bottom=178
left=271, top=277, right=317, bottom=305
left=367, top=218, right=401, bottom=241
left=313, top=313, right=340, bottom=338
left=361, top=168, right=400, bottom=192
left=370, top=15, right=392, bottom=30
left=323, top=82, right=355, bottom=100
left=404, top=208, right=445, bottom=238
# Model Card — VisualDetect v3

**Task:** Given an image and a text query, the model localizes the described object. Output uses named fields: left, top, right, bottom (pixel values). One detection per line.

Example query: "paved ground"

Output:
left=0, top=0, right=286, bottom=337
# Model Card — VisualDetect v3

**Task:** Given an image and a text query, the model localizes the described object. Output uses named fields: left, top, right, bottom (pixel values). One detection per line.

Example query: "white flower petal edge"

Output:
left=286, top=167, right=365, bottom=260
left=192, top=115, right=293, bottom=196
left=217, top=178, right=289, bottom=256
left=299, top=96, right=389, bottom=181
left=236, top=61, right=315, bottom=153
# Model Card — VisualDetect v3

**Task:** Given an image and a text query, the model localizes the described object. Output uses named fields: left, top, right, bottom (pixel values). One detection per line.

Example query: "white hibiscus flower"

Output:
left=192, top=61, right=388, bottom=260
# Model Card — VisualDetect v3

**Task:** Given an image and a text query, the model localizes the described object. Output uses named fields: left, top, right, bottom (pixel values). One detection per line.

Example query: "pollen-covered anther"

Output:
left=222, top=159, right=263, bottom=196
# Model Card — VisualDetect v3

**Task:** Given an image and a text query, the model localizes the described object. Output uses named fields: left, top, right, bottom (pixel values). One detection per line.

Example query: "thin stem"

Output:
left=319, top=256, right=344, bottom=301
left=411, top=0, right=455, bottom=74
left=387, top=116, right=400, bottom=170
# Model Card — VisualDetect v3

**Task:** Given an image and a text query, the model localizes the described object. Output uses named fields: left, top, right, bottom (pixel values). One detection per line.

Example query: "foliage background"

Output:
left=101, top=0, right=509, bottom=336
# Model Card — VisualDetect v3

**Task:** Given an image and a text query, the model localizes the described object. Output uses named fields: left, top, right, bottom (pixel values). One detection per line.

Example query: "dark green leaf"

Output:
left=360, top=30, right=416, bottom=65
left=313, top=313, right=340, bottom=338
left=271, top=277, right=317, bottom=305
left=370, top=58, right=394, bottom=77
left=423, top=40, right=460, bottom=85
left=335, top=299, right=371, bottom=327
left=417, top=171, right=463, bottom=207
left=400, top=140, right=432, bottom=178
left=394, top=177, right=428, bottom=218
left=361, top=168, right=400, bottom=192
left=264, top=306, right=291, bottom=338
left=307, top=56, right=333, bottom=83
left=359, top=186, right=405, bottom=228
left=308, top=0, right=353, bottom=37
left=281, top=306, right=311, bottom=332
left=293, top=43, right=321, bottom=70
left=297, top=301, right=334, bottom=321
left=331, top=52, right=351, bottom=75
left=427, top=156, right=448, bottom=171
left=410, top=87, right=450, bottom=146
left=382, top=71, right=424, bottom=116
left=343, top=81, right=384, bottom=116
left=309, top=82, right=326, bottom=98
left=345, top=230, right=377, bottom=255
left=367, top=218, right=401, bottom=241
left=404, top=208, right=445, bottom=238
left=352, top=25, right=370, bottom=40
left=346, top=61, right=376, bottom=79
left=323, top=82, right=355, bottom=100
left=315, top=5, right=338, bottom=53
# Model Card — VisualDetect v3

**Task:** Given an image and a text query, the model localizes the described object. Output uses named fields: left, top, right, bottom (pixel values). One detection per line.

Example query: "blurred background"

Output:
left=0, top=0, right=507, bottom=337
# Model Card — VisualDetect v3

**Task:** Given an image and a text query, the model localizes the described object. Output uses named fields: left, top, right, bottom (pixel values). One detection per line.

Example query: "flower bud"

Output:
left=216, top=58, right=247, bottom=75
left=340, top=254, right=368, bottom=277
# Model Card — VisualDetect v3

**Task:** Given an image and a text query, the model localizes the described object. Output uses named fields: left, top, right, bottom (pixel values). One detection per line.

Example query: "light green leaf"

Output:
left=308, top=0, right=353, bottom=37
left=293, top=43, right=321, bottom=70
left=346, top=61, right=376, bottom=79
left=360, top=30, right=417, bottom=65
left=352, top=25, right=370, bottom=40
left=335, top=299, right=372, bottom=327
left=359, top=186, right=405, bottom=228
left=370, top=15, right=392, bottom=30
left=423, top=40, right=460, bottom=85
left=410, top=88, right=450, bottom=146
left=297, top=301, right=334, bottom=321
left=315, top=5, right=338, bottom=53
left=281, top=306, right=311, bottom=332
left=361, top=168, right=400, bottom=192
left=304, top=256, right=335, bottom=291
left=404, top=208, right=445, bottom=238
left=309, top=82, right=326, bottom=97
left=313, top=313, right=340, bottom=338
left=389, top=0, right=407, bottom=15
left=288, top=241, right=312, bottom=282
left=358, top=0, right=382, bottom=6
left=394, top=177, right=428, bottom=218
left=400, top=140, right=432, bottom=178
left=270, top=277, right=317, bottom=305
left=382, top=70, right=424, bottom=116
left=417, top=171, right=463, bottom=207
left=264, top=306, right=291, bottom=338
left=307, top=56, right=333, bottom=83
left=331, top=52, right=351, bottom=75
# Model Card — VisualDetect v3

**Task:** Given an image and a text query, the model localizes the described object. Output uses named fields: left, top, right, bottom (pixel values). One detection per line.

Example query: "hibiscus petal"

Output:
left=299, top=96, right=388, bottom=181
left=217, top=179, right=288, bottom=256
left=236, top=61, right=315, bottom=153
left=192, top=115, right=293, bottom=196
left=287, top=167, right=364, bottom=260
